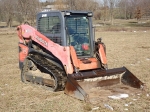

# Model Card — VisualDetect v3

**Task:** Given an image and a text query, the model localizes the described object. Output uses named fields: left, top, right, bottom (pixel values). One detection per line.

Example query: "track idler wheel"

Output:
left=21, top=58, right=58, bottom=91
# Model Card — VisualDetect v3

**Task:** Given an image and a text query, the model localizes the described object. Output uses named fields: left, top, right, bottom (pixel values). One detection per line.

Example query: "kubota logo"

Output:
left=36, top=36, right=48, bottom=47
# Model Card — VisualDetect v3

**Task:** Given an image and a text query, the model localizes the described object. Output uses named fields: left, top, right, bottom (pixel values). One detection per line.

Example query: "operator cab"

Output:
left=37, top=10, right=94, bottom=57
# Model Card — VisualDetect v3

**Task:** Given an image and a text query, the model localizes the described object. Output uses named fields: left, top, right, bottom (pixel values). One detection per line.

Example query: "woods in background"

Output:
left=0, top=0, right=150, bottom=27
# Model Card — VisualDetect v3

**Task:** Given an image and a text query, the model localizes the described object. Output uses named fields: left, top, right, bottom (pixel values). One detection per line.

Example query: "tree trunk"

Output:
left=110, top=2, right=114, bottom=25
left=110, top=9, right=114, bottom=25
left=7, top=18, right=12, bottom=28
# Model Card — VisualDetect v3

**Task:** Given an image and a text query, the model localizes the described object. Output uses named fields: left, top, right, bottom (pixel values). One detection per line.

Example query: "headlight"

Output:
left=65, top=12, right=71, bottom=16
left=88, top=12, right=93, bottom=17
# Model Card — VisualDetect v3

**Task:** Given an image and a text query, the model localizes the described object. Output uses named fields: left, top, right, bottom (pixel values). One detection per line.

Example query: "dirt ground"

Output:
left=0, top=26, right=150, bottom=112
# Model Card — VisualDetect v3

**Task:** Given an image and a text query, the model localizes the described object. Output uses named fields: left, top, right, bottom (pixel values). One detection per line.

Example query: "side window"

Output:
left=38, top=16, right=61, bottom=34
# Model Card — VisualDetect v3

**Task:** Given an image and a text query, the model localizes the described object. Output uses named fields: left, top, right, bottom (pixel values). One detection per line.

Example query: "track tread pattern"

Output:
left=27, top=54, right=67, bottom=91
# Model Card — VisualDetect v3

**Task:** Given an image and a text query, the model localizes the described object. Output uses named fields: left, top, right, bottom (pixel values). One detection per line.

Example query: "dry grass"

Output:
left=0, top=24, right=150, bottom=112
left=95, top=30, right=150, bottom=111
left=94, top=19, right=150, bottom=32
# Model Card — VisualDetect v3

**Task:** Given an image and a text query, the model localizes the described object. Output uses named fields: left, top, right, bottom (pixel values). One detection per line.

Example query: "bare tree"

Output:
left=0, top=2, right=3, bottom=21
left=108, top=0, right=116, bottom=25
left=1, top=0, right=150, bottom=27
left=65, top=0, right=99, bottom=12
left=117, top=0, right=150, bottom=20
left=99, top=0, right=109, bottom=25
left=0, top=0, right=16, bottom=27
left=54, top=0, right=66, bottom=10
left=0, top=0, right=41, bottom=27
left=65, top=0, right=75, bottom=10
left=16, top=0, right=41, bottom=25
left=98, top=0, right=120, bottom=25
left=138, top=0, right=150, bottom=19
left=135, top=7, right=142, bottom=21
left=16, top=0, right=29, bottom=24
left=27, top=0, right=41, bottom=25
left=118, top=0, right=127, bottom=19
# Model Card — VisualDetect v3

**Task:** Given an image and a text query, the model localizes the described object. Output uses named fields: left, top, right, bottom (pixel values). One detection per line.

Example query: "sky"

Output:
left=39, top=0, right=47, bottom=2
left=39, top=0, right=102, bottom=3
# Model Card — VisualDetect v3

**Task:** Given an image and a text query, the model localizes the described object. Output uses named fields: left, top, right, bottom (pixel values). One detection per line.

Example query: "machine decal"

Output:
left=36, top=36, right=48, bottom=47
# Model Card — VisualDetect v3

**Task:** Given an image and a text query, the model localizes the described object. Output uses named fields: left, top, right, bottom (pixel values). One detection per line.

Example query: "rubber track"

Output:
left=28, top=54, right=67, bottom=91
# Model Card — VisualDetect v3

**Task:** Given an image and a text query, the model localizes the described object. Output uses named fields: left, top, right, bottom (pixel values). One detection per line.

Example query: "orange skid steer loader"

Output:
left=17, top=11, right=144, bottom=103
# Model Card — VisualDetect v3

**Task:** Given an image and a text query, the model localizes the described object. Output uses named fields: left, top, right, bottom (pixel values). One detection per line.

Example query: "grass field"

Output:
left=0, top=20, right=150, bottom=111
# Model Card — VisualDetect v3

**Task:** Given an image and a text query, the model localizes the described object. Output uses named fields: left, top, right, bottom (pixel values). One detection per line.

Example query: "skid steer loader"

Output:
left=17, top=10, right=144, bottom=103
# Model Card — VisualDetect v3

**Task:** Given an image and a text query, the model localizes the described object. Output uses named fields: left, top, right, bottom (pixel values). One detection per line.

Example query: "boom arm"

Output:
left=17, top=24, right=73, bottom=74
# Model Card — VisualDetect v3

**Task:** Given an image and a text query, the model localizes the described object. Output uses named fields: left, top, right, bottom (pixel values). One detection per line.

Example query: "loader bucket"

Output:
left=64, top=67, right=144, bottom=103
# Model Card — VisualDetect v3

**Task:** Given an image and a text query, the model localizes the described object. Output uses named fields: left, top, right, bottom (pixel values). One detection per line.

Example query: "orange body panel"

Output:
left=19, top=44, right=29, bottom=62
left=70, top=46, right=101, bottom=71
left=99, top=44, right=107, bottom=65
left=78, top=58, right=101, bottom=70
left=70, top=46, right=80, bottom=69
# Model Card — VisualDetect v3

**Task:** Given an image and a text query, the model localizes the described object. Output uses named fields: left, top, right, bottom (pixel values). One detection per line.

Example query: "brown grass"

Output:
left=0, top=25, right=150, bottom=111
left=95, top=29, right=150, bottom=111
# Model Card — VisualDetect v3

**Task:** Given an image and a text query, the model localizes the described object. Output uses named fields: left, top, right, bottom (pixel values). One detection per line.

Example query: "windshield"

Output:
left=66, top=16, right=91, bottom=56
